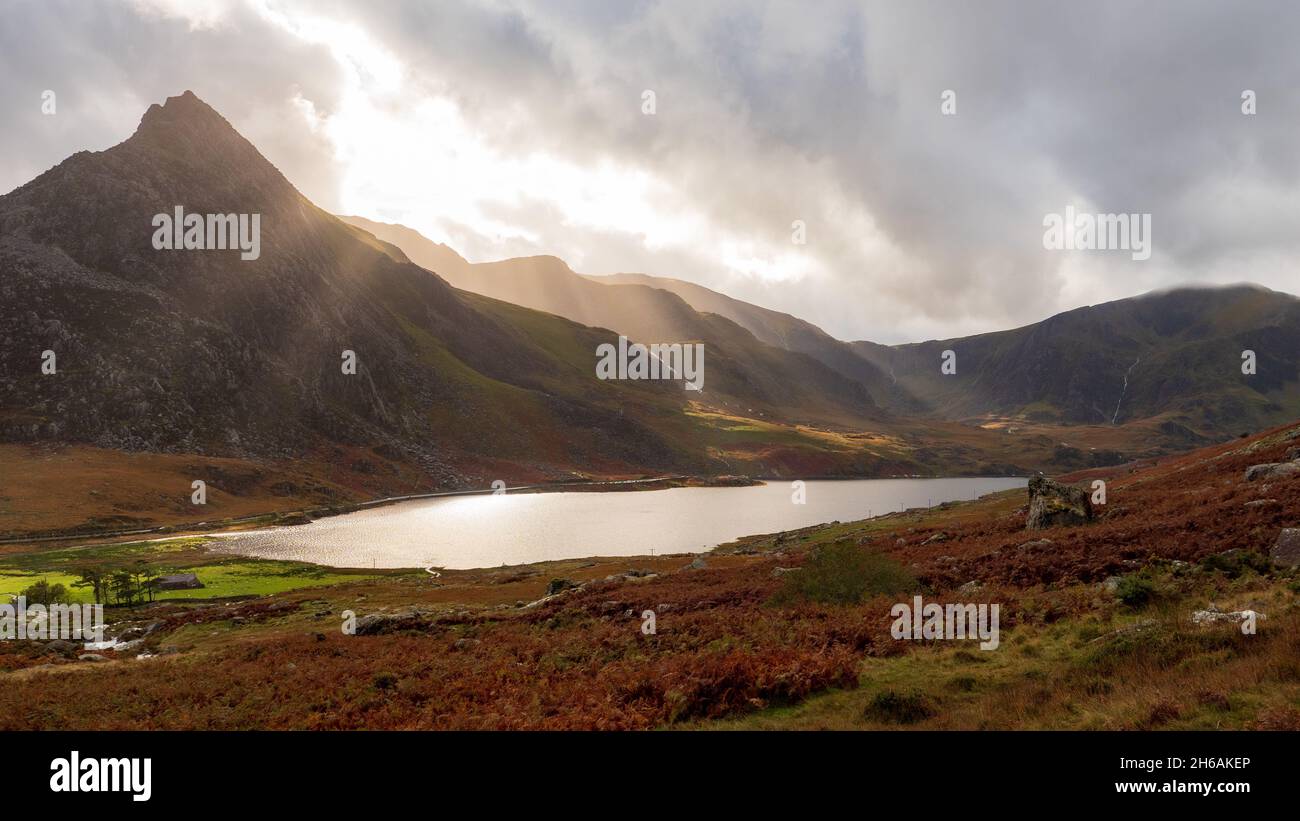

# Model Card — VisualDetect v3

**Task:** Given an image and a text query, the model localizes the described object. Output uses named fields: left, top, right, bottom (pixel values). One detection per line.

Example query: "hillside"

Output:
left=338, top=215, right=884, bottom=426
left=604, top=275, right=1300, bottom=438
left=595, top=271, right=911, bottom=409
left=3, top=421, right=1298, bottom=729
left=0, top=92, right=888, bottom=500
left=851, top=285, right=1300, bottom=434
left=343, top=219, right=1300, bottom=442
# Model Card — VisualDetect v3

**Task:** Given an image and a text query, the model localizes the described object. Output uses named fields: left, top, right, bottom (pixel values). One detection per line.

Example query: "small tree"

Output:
left=20, top=579, right=70, bottom=606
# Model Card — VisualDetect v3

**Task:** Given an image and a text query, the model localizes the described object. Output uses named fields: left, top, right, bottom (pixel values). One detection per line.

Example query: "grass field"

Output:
left=0, top=537, right=382, bottom=604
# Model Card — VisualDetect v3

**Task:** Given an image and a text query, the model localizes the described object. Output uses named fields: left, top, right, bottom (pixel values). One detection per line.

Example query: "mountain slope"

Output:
left=850, top=285, right=1300, bottom=435
left=343, top=218, right=1300, bottom=441
left=0, top=92, right=740, bottom=482
left=338, top=215, right=884, bottom=425
left=593, top=274, right=1300, bottom=438
left=593, top=271, right=910, bottom=410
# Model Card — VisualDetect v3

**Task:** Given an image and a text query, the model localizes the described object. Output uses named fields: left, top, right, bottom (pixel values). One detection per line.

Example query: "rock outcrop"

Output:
left=1026, top=476, right=1093, bottom=530
left=1271, top=528, right=1300, bottom=568
left=1245, top=462, right=1300, bottom=482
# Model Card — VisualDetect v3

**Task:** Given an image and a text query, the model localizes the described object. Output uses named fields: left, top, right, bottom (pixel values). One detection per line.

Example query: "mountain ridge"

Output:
left=348, top=212, right=1300, bottom=439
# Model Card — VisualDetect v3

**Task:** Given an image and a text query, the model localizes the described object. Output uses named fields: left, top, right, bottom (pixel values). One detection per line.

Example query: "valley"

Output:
left=4, top=93, right=1298, bottom=541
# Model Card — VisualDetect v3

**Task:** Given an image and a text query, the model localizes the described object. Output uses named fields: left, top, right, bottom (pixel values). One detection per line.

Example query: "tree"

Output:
left=104, top=563, right=162, bottom=608
left=108, top=571, right=141, bottom=607
left=20, top=579, right=70, bottom=606
left=132, top=561, right=159, bottom=604
left=71, top=568, right=107, bottom=604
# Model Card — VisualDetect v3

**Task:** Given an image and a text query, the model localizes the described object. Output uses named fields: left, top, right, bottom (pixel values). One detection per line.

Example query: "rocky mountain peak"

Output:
left=124, top=91, right=287, bottom=194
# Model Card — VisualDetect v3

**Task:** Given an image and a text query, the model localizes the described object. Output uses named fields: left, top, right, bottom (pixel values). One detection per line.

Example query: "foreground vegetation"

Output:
left=1, top=423, right=1298, bottom=729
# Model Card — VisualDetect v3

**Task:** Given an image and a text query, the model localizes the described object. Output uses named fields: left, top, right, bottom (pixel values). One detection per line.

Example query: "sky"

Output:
left=3, top=0, right=1300, bottom=343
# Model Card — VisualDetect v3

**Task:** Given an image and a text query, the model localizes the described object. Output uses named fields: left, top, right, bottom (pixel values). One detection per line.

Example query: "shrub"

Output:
left=771, top=541, right=917, bottom=606
left=863, top=689, right=935, bottom=724
left=1196, top=690, right=1231, bottom=712
left=1115, top=574, right=1157, bottom=607
left=1199, top=549, right=1270, bottom=579
left=1142, top=701, right=1182, bottom=728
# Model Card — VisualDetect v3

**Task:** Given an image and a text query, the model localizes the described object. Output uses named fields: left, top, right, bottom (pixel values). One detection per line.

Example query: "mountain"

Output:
left=584, top=272, right=1300, bottom=439
left=0, top=92, right=751, bottom=486
left=850, top=285, right=1300, bottom=435
left=343, top=218, right=1300, bottom=442
left=338, top=216, right=884, bottom=426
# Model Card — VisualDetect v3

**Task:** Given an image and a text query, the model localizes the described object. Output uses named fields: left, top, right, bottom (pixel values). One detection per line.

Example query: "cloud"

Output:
left=0, top=0, right=345, bottom=208
left=4, top=0, right=1300, bottom=343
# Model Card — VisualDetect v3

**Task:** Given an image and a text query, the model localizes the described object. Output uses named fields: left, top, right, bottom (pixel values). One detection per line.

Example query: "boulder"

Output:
left=44, top=639, right=79, bottom=656
left=1018, top=538, right=1054, bottom=551
left=522, top=592, right=569, bottom=610
left=1191, top=607, right=1265, bottom=626
left=353, top=609, right=435, bottom=636
left=77, top=653, right=109, bottom=663
left=1026, top=476, right=1093, bottom=529
left=1245, top=462, right=1300, bottom=482
left=1270, top=528, right=1300, bottom=568
left=546, top=578, right=576, bottom=596
left=116, top=621, right=164, bottom=642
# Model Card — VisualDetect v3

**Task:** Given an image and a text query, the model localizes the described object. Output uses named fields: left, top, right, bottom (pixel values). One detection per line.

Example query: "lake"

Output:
left=211, top=477, right=1027, bottom=569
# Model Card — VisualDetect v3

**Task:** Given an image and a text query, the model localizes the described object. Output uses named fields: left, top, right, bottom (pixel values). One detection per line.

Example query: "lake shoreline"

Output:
left=210, top=477, right=1030, bottom=571
left=0, top=473, right=755, bottom=548
left=0, top=471, right=1031, bottom=550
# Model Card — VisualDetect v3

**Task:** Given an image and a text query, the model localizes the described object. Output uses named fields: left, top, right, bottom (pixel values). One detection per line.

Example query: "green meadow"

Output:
left=0, top=537, right=381, bottom=604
